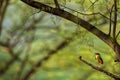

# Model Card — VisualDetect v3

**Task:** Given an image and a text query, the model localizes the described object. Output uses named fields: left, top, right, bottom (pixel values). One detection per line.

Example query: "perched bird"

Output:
left=95, top=53, right=103, bottom=64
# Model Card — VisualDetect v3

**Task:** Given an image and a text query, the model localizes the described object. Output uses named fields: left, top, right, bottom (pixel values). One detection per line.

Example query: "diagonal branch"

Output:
left=79, top=56, right=120, bottom=80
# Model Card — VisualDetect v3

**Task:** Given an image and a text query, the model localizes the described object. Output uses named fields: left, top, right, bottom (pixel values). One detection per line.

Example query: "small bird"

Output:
left=95, top=53, right=103, bottom=64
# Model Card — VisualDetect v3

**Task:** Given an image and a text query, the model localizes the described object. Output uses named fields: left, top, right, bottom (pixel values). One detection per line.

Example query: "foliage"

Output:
left=0, top=0, right=120, bottom=80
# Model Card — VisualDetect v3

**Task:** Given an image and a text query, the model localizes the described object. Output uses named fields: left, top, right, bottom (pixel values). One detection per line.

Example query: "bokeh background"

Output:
left=0, top=0, right=120, bottom=80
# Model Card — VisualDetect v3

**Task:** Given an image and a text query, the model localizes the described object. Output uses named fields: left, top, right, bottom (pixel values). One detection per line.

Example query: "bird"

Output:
left=95, top=53, right=103, bottom=64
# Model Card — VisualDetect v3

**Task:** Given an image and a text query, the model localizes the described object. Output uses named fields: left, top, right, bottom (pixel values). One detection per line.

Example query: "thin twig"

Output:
left=54, top=0, right=60, bottom=9
left=113, top=0, right=117, bottom=41
left=109, top=5, right=114, bottom=36
left=116, top=31, right=120, bottom=39
left=62, top=5, right=114, bottom=23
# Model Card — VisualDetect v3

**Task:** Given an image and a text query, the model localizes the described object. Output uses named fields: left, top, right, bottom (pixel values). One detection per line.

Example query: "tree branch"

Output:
left=20, top=0, right=118, bottom=52
left=20, top=0, right=120, bottom=60
left=79, top=56, right=120, bottom=80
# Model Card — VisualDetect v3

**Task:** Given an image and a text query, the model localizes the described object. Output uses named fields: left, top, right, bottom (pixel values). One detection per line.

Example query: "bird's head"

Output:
left=95, top=53, right=100, bottom=56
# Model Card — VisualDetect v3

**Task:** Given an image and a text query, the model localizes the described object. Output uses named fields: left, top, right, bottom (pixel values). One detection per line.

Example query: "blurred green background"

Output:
left=0, top=0, right=120, bottom=80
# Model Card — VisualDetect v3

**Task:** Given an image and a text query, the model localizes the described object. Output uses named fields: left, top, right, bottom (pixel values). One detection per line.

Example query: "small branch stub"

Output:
left=79, top=56, right=82, bottom=59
